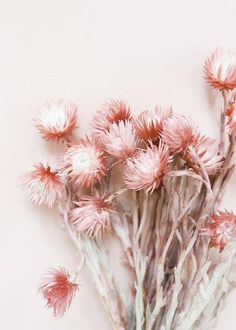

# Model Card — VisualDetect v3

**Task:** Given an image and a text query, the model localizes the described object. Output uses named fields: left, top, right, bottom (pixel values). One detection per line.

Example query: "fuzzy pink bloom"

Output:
left=162, top=115, right=199, bottom=154
left=35, top=99, right=78, bottom=142
left=39, top=267, right=78, bottom=317
left=225, top=93, right=236, bottom=138
left=22, top=163, right=64, bottom=207
left=203, top=48, right=236, bottom=90
left=100, top=121, right=138, bottom=159
left=132, top=107, right=172, bottom=143
left=201, top=211, right=236, bottom=251
left=186, top=136, right=223, bottom=175
left=70, top=195, right=113, bottom=237
left=63, top=137, right=106, bottom=187
left=123, top=142, right=171, bottom=193
left=92, top=100, right=131, bottom=134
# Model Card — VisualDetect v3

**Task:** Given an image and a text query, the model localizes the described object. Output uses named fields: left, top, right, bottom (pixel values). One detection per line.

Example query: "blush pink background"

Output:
left=0, top=1, right=236, bottom=329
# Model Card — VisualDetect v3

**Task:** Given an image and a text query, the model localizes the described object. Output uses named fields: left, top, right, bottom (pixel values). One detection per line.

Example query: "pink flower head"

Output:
left=161, top=115, right=199, bottom=154
left=201, top=211, right=236, bottom=251
left=70, top=195, right=114, bottom=237
left=100, top=121, right=138, bottom=159
left=133, top=110, right=161, bottom=142
left=22, top=163, right=64, bottom=207
left=225, top=93, right=236, bottom=138
left=63, top=137, right=106, bottom=187
left=203, top=48, right=236, bottom=90
left=123, top=142, right=171, bottom=193
left=133, top=107, right=173, bottom=143
left=92, top=100, right=131, bottom=134
left=35, top=99, right=78, bottom=143
left=186, top=136, right=223, bottom=175
left=39, top=267, right=78, bottom=317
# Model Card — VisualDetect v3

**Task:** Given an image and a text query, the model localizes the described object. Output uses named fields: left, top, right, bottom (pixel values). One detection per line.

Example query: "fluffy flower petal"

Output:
left=39, top=267, right=78, bottom=317
left=35, top=99, right=78, bottom=143
left=132, top=107, right=172, bottom=143
left=22, top=163, right=64, bottom=207
left=100, top=121, right=138, bottom=159
left=92, top=100, right=131, bottom=134
left=123, top=142, right=171, bottom=193
left=63, top=137, right=106, bottom=187
left=162, top=115, right=199, bottom=154
left=70, top=195, right=113, bottom=237
left=203, top=48, right=236, bottom=90
left=185, top=135, right=223, bottom=175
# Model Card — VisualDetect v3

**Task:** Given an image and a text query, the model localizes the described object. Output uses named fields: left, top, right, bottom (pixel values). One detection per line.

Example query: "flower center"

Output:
left=113, top=137, right=123, bottom=149
left=71, top=149, right=96, bottom=173
left=217, top=223, right=233, bottom=240
left=42, top=107, right=67, bottom=130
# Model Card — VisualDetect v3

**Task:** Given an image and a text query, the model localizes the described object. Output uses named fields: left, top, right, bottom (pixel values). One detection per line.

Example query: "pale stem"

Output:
left=132, top=191, right=139, bottom=245
left=131, top=191, right=149, bottom=330
left=188, top=145, right=212, bottom=193
left=160, top=178, right=202, bottom=264
left=135, top=192, right=148, bottom=245
left=57, top=202, right=82, bottom=253
left=165, top=220, right=203, bottom=330
left=218, top=90, right=227, bottom=155
left=177, top=246, right=236, bottom=330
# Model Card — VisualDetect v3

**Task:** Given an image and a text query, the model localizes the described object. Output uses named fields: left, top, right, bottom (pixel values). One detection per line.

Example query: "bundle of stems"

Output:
left=22, top=48, right=236, bottom=329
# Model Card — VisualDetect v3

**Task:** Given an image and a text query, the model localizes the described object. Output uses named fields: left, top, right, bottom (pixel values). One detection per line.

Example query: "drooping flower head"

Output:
left=201, top=211, right=236, bottom=251
left=70, top=194, right=114, bottom=237
left=133, top=107, right=172, bottom=143
left=35, top=99, right=78, bottom=143
left=162, top=115, right=199, bottom=154
left=185, top=135, right=222, bottom=175
left=225, top=93, right=236, bottom=138
left=39, top=267, right=78, bottom=317
left=203, top=48, right=236, bottom=90
left=100, top=121, right=138, bottom=159
left=63, top=137, right=106, bottom=187
left=22, top=163, right=64, bottom=207
left=92, top=99, right=131, bottom=134
left=123, top=142, right=171, bottom=193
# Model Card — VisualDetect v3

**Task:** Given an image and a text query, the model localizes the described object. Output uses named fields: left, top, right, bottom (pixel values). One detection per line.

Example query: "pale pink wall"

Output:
left=0, top=1, right=235, bottom=329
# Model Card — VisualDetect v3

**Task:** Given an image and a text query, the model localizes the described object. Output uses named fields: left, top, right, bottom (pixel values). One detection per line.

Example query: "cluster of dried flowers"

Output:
left=22, top=48, right=236, bottom=329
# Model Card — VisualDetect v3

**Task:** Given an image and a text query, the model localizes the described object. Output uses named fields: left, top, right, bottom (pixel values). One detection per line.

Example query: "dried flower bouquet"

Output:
left=22, top=48, right=236, bottom=330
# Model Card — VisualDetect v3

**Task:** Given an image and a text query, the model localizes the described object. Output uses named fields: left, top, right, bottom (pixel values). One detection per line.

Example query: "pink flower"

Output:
left=35, top=99, right=78, bottom=143
left=203, top=48, right=236, bottom=90
left=123, top=142, right=171, bottom=193
left=162, top=115, right=199, bottom=154
left=225, top=93, right=236, bottom=138
left=201, top=211, right=236, bottom=251
left=92, top=100, right=131, bottom=134
left=132, top=107, right=172, bottom=143
left=63, top=137, right=106, bottom=187
left=39, top=267, right=78, bottom=316
left=186, top=136, right=223, bottom=175
left=22, top=163, right=64, bottom=207
left=70, top=195, right=113, bottom=237
left=100, top=121, right=138, bottom=159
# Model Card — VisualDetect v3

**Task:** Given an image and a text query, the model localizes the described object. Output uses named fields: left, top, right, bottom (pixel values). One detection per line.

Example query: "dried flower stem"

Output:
left=219, top=90, right=228, bottom=155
